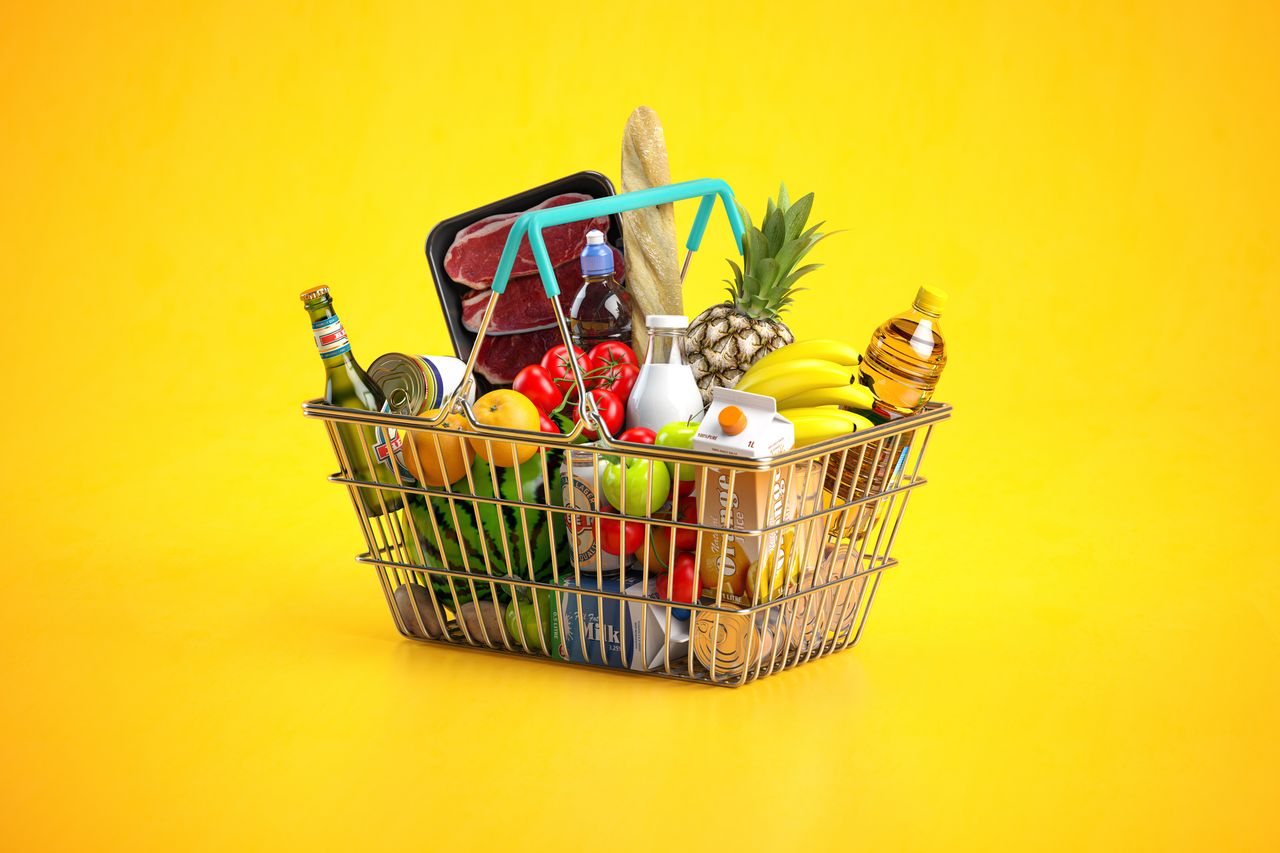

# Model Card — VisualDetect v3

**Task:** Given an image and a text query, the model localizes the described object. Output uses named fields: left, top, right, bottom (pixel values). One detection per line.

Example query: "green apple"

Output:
left=602, top=454, right=671, bottom=517
left=505, top=591, right=555, bottom=652
left=655, top=420, right=700, bottom=483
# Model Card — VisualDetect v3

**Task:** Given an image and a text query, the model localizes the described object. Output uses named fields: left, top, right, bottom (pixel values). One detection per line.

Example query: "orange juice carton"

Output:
left=693, top=389, right=803, bottom=606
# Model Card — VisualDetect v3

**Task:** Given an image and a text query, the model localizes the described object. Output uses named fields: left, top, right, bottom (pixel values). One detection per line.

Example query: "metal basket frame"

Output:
left=302, top=179, right=951, bottom=686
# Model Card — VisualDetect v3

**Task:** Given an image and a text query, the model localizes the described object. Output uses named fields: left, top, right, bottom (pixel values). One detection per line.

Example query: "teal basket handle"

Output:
left=491, top=178, right=744, bottom=297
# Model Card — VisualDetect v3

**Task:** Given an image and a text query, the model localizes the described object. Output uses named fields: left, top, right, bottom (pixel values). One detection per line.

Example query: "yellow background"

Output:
left=2, top=1, right=1277, bottom=849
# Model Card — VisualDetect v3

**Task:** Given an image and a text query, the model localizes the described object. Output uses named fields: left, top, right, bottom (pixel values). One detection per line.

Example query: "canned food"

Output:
left=692, top=611, right=777, bottom=678
left=369, top=353, right=471, bottom=415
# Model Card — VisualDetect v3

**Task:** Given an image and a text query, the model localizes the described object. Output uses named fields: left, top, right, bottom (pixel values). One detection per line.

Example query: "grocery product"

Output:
left=786, top=410, right=865, bottom=447
left=736, top=359, right=859, bottom=401
left=559, top=450, right=623, bottom=575
left=859, top=285, right=949, bottom=416
left=692, top=611, right=777, bottom=678
left=782, top=544, right=867, bottom=655
left=505, top=591, right=556, bottom=654
left=553, top=573, right=689, bottom=671
left=601, top=453, right=671, bottom=517
left=778, top=407, right=873, bottom=431
left=587, top=341, right=639, bottom=402
left=654, top=420, right=699, bottom=488
left=444, top=193, right=607, bottom=289
left=687, top=185, right=831, bottom=403
left=620, top=106, right=682, bottom=358
left=740, top=338, right=862, bottom=376
left=474, top=327, right=563, bottom=385
left=616, top=427, right=655, bottom=444
left=301, top=286, right=402, bottom=515
left=570, top=229, right=632, bottom=349
left=693, top=389, right=799, bottom=605
left=368, top=353, right=472, bottom=415
left=572, top=388, right=624, bottom=439
left=406, top=454, right=570, bottom=608
left=540, top=344, right=598, bottom=400
left=392, top=583, right=446, bottom=640
left=402, top=408, right=473, bottom=486
left=511, top=364, right=564, bottom=413
left=459, top=247, right=625, bottom=334
left=626, top=314, right=705, bottom=433
left=775, top=383, right=874, bottom=410
left=468, top=389, right=541, bottom=467
left=458, top=599, right=507, bottom=646
left=656, top=552, right=698, bottom=620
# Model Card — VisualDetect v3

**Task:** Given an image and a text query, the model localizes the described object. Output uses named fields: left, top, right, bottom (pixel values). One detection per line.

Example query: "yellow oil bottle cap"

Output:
left=913, top=285, right=948, bottom=315
left=718, top=405, right=748, bottom=436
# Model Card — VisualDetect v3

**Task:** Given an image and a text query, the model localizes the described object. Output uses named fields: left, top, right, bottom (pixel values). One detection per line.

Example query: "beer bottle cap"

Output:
left=300, top=285, right=330, bottom=303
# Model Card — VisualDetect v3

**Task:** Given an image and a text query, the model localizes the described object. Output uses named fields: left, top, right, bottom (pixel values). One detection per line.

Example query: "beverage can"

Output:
left=368, top=353, right=471, bottom=416
left=558, top=450, right=624, bottom=575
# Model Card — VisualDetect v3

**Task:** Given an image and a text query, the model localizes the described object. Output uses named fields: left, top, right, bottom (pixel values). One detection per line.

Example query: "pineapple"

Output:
left=687, top=185, right=831, bottom=403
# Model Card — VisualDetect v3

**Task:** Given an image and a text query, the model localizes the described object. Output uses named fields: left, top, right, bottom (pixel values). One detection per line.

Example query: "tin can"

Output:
left=368, top=353, right=470, bottom=416
left=781, top=545, right=867, bottom=655
left=692, top=610, right=778, bottom=678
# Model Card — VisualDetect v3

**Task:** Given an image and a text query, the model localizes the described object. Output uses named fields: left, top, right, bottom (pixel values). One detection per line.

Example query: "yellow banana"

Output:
left=742, top=364, right=858, bottom=401
left=742, top=340, right=863, bottom=380
left=788, top=413, right=855, bottom=447
left=735, top=358, right=848, bottom=394
left=780, top=407, right=874, bottom=432
left=776, top=382, right=875, bottom=411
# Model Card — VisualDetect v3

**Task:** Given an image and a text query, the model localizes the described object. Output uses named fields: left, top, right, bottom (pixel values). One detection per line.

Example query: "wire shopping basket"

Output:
left=302, top=179, right=951, bottom=686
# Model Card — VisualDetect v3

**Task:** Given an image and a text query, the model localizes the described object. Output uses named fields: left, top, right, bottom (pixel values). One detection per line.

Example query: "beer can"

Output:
left=368, top=353, right=471, bottom=416
left=692, top=610, right=777, bottom=679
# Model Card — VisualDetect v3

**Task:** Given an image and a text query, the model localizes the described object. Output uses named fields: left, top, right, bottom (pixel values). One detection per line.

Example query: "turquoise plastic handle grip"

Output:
left=490, top=178, right=744, bottom=297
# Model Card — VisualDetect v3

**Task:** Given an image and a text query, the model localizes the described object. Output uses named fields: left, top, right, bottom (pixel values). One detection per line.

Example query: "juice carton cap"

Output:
left=692, top=388, right=794, bottom=458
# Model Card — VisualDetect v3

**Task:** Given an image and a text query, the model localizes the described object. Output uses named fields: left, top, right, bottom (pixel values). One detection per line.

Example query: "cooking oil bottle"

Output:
left=859, top=286, right=948, bottom=416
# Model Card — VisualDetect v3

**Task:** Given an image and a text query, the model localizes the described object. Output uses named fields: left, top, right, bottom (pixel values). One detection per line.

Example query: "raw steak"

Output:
left=460, top=247, right=626, bottom=335
left=474, top=327, right=566, bottom=385
left=444, top=193, right=610, bottom=290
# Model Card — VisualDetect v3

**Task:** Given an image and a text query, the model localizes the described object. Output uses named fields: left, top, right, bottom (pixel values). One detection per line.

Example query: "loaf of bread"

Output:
left=620, top=106, right=681, bottom=357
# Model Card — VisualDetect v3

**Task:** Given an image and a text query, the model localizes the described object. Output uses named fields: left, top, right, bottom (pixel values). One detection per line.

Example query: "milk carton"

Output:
left=693, top=389, right=798, bottom=606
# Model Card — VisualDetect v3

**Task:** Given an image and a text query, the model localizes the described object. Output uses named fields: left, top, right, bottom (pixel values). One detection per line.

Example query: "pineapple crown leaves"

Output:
left=724, top=184, right=837, bottom=320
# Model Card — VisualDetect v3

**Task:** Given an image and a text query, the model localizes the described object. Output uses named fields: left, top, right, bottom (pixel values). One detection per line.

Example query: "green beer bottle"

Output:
left=301, top=286, right=402, bottom=516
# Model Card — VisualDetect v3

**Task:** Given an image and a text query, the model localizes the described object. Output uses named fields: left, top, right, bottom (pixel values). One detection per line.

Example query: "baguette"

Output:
left=620, top=106, right=681, bottom=357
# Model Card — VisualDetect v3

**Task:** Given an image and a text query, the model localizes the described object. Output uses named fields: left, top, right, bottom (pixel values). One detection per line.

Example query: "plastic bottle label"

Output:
left=312, top=316, right=351, bottom=358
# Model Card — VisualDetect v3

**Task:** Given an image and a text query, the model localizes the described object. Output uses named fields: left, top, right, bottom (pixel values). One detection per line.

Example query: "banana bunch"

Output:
left=736, top=340, right=877, bottom=447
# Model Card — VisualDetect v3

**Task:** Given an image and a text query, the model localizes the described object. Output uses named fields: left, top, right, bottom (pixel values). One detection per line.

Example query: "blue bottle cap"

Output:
left=580, top=229, right=613, bottom=275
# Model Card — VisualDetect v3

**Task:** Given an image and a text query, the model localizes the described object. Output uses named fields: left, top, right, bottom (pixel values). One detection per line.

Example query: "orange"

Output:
left=467, top=390, right=540, bottom=468
left=403, top=409, right=473, bottom=487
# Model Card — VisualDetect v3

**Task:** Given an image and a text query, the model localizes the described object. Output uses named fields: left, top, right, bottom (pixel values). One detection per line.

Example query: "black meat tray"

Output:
left=424, top=171, right=622, bottom=391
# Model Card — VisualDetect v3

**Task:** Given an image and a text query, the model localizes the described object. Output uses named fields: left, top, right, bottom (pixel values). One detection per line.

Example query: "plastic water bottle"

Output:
left=569, top=229, right=631, bottom=349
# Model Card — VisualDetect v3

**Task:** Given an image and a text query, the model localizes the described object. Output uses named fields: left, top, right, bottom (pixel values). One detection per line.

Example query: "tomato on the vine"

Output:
left=573, top=388, right=624, bottom=439
left=538, top=411, right=560, bottom=434
left=588, top=341, right=640, bottom=402
left=588, top=341, right=638, bottom=369
left=512, top=364, right=563, bottom=414
left=541, top=344, right=598, bottom=401
left=596, top=361, right=639, bottom=402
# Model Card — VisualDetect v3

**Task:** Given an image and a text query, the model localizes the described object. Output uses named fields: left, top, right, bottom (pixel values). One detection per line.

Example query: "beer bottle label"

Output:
left=312, top=315, right=351, bottom=358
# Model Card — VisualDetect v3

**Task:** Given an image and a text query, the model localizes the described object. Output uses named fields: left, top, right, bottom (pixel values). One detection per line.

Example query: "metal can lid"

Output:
left=299, top=285, right=330, bottom=303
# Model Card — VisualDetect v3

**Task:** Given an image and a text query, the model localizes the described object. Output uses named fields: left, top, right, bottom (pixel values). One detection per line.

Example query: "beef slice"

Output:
left=474, top=327, right=566, bottom=385
left=460, top=247, right=626, bottom=335
left=443, top=193, right=610, bottom=289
